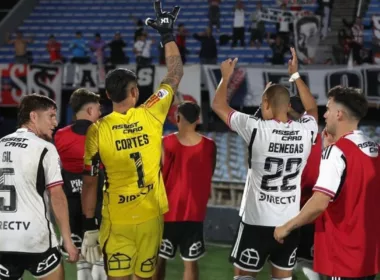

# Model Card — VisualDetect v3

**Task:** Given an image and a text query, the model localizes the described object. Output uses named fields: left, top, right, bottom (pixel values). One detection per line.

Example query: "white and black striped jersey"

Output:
left=228, top=111, right=318, bottom=227
left=0, top=128, right=63, bottom=253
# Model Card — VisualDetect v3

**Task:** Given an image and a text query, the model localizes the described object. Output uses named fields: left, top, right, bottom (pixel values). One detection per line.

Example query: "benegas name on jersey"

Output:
left=268, top=129, right=303, bottom=154
left=113, top=121, right=150, bottom=151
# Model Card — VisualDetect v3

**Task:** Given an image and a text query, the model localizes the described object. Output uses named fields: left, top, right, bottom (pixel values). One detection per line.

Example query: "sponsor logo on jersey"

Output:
left=0, top=220, right=31, bottom=230
left=157, top=89, right=169, bottom=99
left=0, top=137, right=29, bottom=148
left=70, top=179, right=82, bottom=193
left=259, top=192, right=296, bottom=204
left=358, top=141, right=379, bottom=154
left=112, top=122, right=143, bottom=134
left=118, top=184, right=153, bottom=204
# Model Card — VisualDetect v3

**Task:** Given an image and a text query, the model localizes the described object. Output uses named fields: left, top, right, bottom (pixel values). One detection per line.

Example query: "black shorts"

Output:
left=159, top=222, right=205, bottom=261
left=297, top=223, right=314, bottom=262
left=229, top=221, right=299, bottom=272
left=60, top=195, right=102, bottom=253
left=0, top=247, right=62, bottom=279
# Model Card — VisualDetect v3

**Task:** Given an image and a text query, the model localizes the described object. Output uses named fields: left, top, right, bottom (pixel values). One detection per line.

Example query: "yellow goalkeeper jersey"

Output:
left=84, top=83, right=173, bottom=224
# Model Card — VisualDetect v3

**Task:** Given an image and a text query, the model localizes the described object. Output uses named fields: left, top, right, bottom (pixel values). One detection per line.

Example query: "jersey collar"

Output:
left=72, top=119, right=93, bottom=135
left=342, top=130, right=362, bottom=138
left=16, top=128, right=35, bottom=134
left=272, top=118, right=292, bottom=124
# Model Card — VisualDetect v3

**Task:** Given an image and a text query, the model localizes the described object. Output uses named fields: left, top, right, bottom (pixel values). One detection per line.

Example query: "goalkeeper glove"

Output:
left=145, top=0, right=180, bottom=46
left=81, top=217, right=102, bottom=264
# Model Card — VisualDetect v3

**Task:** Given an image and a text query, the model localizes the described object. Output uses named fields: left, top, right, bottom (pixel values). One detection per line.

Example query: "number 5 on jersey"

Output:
left=130, top=152, right=145, bottom=188
left=0, top=168, right=17, bottom=212
left=261, top=157, right=302, bottom=192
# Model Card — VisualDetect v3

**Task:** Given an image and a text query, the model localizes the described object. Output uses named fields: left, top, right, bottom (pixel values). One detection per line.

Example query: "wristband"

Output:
left=160, top=33, right=175, bottom=47
left=289, top=72, right=300, bottom=82
left=83, top=217, right=98, bottom=231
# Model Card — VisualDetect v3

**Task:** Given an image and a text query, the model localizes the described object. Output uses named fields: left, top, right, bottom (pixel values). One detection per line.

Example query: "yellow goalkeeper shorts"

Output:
left=99, top=215, right=163, bottom=278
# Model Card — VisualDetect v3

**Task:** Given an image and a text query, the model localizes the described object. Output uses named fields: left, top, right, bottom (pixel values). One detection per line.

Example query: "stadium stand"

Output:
left=0, top=0, right=317, bottom=64
left=363, top=0, right=378, bottom=46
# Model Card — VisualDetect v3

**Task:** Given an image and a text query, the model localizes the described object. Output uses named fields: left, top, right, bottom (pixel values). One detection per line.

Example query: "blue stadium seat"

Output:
left=362, top=0, right=379, bottom=44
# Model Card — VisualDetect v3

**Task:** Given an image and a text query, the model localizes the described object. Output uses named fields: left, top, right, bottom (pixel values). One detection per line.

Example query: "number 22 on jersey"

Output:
left=260, top=157, right=302, bottom=192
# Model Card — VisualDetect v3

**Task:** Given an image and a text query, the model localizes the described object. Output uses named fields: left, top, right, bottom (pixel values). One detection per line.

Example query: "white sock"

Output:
left=91, top=259, right=107, bottom=280
left=77, top=256, right=93, bottom=280
left=295, top=261, right=322, bottom=280
left=272, top=278, right=292, bottom=280
left=233, top=277, right=255, bottom=280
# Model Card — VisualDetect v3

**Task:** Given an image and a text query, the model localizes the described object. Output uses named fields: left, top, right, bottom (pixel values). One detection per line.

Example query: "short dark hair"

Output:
left=69, top=88, right=100, bottom=114
left=290, top=96, right=305, bottom=115
left=18, top=94, right=57, bottom=127
left=265, top=84, right=290, bottom=108
left=105, top=68, right=137, bottom=103
left=328, top=86, right=368, bottom=120
left=178, top=102, right=200, bottom=124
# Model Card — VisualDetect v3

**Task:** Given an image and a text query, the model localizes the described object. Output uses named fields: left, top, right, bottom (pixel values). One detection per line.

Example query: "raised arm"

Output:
left=288, top=47, right=318, bottom=121
left=146, top=1, right=183, bottom=93
left=161, top=41, right=183, bottom=93
left=211, top=58, right=238, bottom=125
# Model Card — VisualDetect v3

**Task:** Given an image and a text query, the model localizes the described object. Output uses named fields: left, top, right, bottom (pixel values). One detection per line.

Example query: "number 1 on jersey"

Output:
left=130, top=152, right=145, bottom=188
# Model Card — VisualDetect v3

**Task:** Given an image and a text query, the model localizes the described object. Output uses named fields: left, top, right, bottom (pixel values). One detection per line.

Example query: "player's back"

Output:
left=314, top=130, right=380, bottom=276
left=0, top=128, right=60, bottom=253
left=86, top=107, right=168, bottom=224
left=97, top=110, right=163, bottom=189
left=162, top=133, right=216, bottom=222
left=55, top=122, right=88, bottom=174
left=241, top=116, right=317, bottom=227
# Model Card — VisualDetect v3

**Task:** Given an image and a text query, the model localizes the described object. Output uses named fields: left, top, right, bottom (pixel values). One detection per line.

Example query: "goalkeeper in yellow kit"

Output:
left=80, top=1, right=183, bottom=279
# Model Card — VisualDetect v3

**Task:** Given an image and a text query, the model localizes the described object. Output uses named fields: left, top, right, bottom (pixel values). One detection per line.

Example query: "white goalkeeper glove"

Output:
left=81, top=218, right=102, bottom=264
